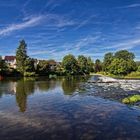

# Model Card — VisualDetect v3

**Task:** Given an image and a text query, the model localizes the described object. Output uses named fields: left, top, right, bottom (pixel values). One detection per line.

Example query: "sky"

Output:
left=0, top=0, right=140, bottom=61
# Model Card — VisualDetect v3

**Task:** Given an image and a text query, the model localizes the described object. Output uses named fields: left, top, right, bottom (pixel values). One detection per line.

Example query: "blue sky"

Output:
left=0, top=0, right=140, bottom=61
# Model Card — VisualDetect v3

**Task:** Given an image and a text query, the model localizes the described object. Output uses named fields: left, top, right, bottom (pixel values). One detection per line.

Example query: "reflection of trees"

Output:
left=0, top=81, right=4, bottom=98
left=1, top=76, right=91, bottom=112
left=62, top=77, right=77, bottom=95
left=61, top=76, right=87, bottom=95
left=16, top=80, right=35, bottom=112
left=36, top=80, right=57, bottom=92
left=36, top=81, right=50, bottom=91
left=62, top=76, right=90, bottom=95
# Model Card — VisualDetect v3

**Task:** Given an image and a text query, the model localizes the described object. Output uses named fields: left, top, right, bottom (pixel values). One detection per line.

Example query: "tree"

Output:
left=108, top=58, right=137, bottom=75
left=0, top=56, right=7, bottom=75
left=95, top=59, right=102, bottom=72
left=24, top=58, right=35, bottom=72
left=62, top=54, right=78, bottom=75
left=78, top=55, right=88, bottom=74
left=87, top=57, right=94, bottom=72
left=108, top=58, right=127, bottom=75
left=127, top=59, right=137, bottom=73
left=114, top=50, right=135, bottom=60
left=103, top=52, right=114, bottom=71
left=77, top=55, right=94, bottom=74
left=111, top=50, right=136, bottom=75
left=36, top=60, right=49, bottom=75
left=16, top=40, right=28, bottom=75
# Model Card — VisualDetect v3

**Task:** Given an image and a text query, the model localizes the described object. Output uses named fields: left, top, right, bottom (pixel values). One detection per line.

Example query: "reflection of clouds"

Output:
left=1, top=95, right=140, bottom=140
left=0, top=111, right=43, bottom=129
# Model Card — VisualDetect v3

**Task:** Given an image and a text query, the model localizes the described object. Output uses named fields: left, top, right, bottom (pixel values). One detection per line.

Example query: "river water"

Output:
left=0, top=76, right=140, bottom=140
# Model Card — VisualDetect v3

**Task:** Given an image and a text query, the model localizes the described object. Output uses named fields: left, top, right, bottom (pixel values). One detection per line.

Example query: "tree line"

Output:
left=0, top=40, right=140, bottom=77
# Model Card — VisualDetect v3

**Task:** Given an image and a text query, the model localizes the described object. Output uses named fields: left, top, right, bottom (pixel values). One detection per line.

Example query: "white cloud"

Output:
left=74, top=36, right=100, bottom=50
left=116, top=3, right=140, bottom=9
left=28, top=35, right=100, bottom=60
left=105, top=38, right=140, bottom=50
left=44, top=14, right=76, bottom=28
left=0, top=15, right=44, bottom=36
left=74, top=16, right=95, bottom=30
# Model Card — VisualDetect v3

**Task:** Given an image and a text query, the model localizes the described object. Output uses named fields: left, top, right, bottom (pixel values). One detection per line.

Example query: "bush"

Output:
left=24, top=72, right=36, bottom=77
left=125, top=71, right=140, bottom=78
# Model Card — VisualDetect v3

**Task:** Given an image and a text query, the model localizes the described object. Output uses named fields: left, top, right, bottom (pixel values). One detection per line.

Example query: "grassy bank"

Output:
left=124, top=72, right=140, bottom=79
left=90, top=71, right=140, bottom=79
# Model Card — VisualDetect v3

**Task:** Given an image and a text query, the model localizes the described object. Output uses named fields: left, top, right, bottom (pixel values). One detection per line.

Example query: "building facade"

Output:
left=4, top=56, right=16, bottom=69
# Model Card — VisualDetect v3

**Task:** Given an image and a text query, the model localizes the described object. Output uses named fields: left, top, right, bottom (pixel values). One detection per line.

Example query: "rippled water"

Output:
left=1, top=76, right=140, bottom=140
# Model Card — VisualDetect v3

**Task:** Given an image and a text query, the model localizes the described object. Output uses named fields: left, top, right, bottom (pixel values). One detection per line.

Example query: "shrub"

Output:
left=125, top=71, right=140, bottom=78
left=24, top=72, right=36, bottom=77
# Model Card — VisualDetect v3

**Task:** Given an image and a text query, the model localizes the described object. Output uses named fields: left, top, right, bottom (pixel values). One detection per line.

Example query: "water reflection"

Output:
left=1, top=76, right=140, bottom=139
left=0, top=76, right=90, bottom=112
left=62, top=76, right=88, bottom=95
left=16, top=80, right=35, bottom=112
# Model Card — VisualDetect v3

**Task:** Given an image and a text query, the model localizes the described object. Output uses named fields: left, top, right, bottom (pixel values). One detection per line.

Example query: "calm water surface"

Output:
left=0, top=76, right=140, bottom=140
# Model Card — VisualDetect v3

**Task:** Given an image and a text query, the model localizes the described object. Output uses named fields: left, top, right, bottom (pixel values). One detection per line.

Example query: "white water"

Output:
left=92, top=75, right=140, bottom=92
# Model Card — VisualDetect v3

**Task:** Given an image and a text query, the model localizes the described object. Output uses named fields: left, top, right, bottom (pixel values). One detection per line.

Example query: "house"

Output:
left=4, top=56, right=16, bottom=69
left=48, top=60, right=61, bottom=71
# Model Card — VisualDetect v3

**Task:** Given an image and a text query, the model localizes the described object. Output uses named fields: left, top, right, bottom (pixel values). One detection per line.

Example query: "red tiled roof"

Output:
left=48, top=60, right=56, bottom=65
left=4, top=56, right=16, bottom=61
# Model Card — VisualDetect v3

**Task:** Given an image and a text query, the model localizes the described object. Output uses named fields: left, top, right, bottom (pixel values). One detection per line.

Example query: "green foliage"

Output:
left=95, top=59, right=102, bottom=72
left=103, top=52, right=114, bottom=71
left=77, top=55, right=93, bottom=74
left=125, top=71, right=140, bottom=78
left=16, top=40, right=28, bottom=75
left=62, top=54, right=79, bottom=75
left=2, top=39, right=139, bottom=77
left=24, top=72, right=36, bottom=77
left=108, top=58, right=136, bottom=75
left=24, top=58, right=35, bottom=72
left=114, top=50, right=135, bottom=60
left=55, top=64, right=64, bottom=76
left=104, top=50, right=137, bottom=76
left=37, top=60, right=49, bottom=75
left=122, top=95, right=140, bottom=104
left=108, top=58, right=126, bottom=75
left=137, top=66, right=140, bottom=72
left=87, top=57, right=94, bottom=72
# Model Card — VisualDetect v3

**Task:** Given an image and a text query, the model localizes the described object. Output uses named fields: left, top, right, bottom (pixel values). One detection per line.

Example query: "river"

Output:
left=0, top=76, right=140, bottom=140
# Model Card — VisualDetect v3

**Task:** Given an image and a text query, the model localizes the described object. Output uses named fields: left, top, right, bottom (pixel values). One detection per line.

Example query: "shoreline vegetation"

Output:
left=91, top=72, right=140, bottom=79
left=0, top=40, right=140, bottom=79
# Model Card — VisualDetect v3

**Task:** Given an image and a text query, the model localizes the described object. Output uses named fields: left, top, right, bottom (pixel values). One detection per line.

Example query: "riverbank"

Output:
left=90, top=72, right=140, bottom=79
left=88, top=74, right=140, bottom=106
